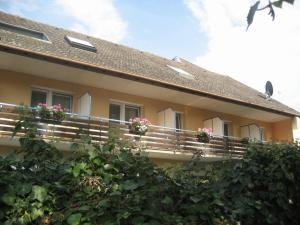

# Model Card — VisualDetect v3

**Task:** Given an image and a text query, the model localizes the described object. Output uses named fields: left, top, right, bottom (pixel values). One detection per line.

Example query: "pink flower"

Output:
left=197, top=127, right=212, bottom=135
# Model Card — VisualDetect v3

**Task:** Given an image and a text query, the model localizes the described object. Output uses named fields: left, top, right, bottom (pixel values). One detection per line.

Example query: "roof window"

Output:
left=0, top=20, right=49, bottom=41
left=167, top=65, right=194, bottom=79
left=65, top=35, right=96, bottom=52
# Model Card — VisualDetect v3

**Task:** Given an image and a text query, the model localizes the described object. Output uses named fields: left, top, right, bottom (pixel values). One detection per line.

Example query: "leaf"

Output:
left=132, top=216, right=145, bottom=225
left=283, top=0, right=294, bottom=4
left=123, top=180, right=139, bottom=191
left=18, top=212, right=31, bottom=225
left=67, top=213, right=82, bottom=225
left=272, top=0, right=283, bottom=8
left=247, top=1, right=260, bottom=30
left=161, top=196, right=173, bottom=205
left=190, top=196, right=201, bottom=203
left=30, top=207, right=44, bottom=220
left=104, top=164, right=113, bottom=170
left=70, top=143, right=80, bottom=151
left=1, top=193, right=16, bottom=206
left=31, top=185, right=47, bottom=202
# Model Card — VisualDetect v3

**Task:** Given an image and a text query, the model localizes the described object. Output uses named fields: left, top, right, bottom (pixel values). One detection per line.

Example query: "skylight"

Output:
left=167, top=65, right=194, bottom=80
left=65, top=35, right=96, bottom=52
left=0, top=21, right=49, bottom=41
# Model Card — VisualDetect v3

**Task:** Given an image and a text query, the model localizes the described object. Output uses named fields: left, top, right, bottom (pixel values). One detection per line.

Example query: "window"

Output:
left=0, top=20, right=49, bottom=41
left=166, top=65, right=194, bottom=80
left=31, top=89, right=47, bottom=106
left=175, top=112, right=182, bottom=130
left=65, top=35, right=96, bottom=52
left=223, top=122, right=229, bottom=137
left=31, top=88, right=72, bottom=111
left=109, top=103, right=121, bottom=121
left=109, top=101, right=140, bottom=123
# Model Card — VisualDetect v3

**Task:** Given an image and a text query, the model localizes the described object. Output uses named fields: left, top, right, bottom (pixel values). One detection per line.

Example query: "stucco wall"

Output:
left=272, top=118, right=293, bottom=142
left=0, top=69, right=293, bottom=141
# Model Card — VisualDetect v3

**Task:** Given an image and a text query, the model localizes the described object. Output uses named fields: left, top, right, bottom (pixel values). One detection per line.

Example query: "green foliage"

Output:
left=214, top=143, right=300, bottom=225
left=247, top=0, right=295, bottom=29
left=1, top=109, right=300, bottom=224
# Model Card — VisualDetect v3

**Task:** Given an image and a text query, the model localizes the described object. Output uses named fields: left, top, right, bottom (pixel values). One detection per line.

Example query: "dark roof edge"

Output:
left=0, top=43, right=299, bottom=118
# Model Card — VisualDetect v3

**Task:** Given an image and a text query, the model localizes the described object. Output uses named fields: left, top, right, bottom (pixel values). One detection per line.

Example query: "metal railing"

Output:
left=0, top=102, right=247, bottom=158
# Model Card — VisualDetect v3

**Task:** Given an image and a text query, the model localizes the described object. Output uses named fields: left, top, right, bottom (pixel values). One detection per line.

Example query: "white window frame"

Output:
left=31, top=87, right=73, bottom=111
left=109, top=100, right=141, bottom=122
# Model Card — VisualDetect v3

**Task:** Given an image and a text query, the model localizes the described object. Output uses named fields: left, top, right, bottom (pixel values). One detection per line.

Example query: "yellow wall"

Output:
left=0, top=69, right=294, bottom=141
left=272, top=118, right=293, bottom=142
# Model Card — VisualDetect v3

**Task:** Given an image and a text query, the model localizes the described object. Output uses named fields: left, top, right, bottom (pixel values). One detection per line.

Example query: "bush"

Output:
left=214, top=143, right=300, bottom=225
left=1, top=109, right=300, bottom=224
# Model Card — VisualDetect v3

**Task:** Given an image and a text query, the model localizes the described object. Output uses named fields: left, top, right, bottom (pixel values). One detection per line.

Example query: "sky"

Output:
left=0, top=0, right=300, bottom=114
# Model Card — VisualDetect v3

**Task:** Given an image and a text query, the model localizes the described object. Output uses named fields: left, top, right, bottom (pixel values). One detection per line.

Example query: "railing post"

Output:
left=99, top=118, right=102, bottom=144
left=175, top=129, right=180, bottom=153
left=223, top=136, right=229, bottom=152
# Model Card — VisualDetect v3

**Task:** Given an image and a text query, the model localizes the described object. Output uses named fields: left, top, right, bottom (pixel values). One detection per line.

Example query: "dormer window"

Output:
left=167, top=65, right=194, bottom=79
left=65, top=35, right=96, bottom=52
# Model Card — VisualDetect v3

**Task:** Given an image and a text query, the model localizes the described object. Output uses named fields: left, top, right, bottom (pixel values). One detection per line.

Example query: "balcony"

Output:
left=0, top=103, right=247, bottom=161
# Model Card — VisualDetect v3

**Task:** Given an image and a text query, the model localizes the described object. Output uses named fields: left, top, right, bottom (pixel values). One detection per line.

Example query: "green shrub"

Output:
left=211, top=143, right=300, bottom=225
left=1, top=109, right=300, bottom=224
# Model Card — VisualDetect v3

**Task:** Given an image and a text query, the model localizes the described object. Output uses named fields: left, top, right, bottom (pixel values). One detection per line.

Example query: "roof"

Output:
left=0, top=11, right=299, bottom=117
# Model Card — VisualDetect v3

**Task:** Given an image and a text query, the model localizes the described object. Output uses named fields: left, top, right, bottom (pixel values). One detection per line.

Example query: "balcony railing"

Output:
left=0, top=103, right=247, bottom=159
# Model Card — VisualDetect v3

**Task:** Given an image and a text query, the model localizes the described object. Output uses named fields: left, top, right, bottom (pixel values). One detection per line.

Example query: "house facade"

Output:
left=0, top=11, right=299, bottom=164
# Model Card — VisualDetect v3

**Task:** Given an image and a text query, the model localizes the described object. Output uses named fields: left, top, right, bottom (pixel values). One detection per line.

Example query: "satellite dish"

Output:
left=265, top=81, right=273, bottom=98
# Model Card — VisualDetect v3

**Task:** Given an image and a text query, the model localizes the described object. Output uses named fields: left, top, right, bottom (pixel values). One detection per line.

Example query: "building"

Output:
left=0, top=11, right=299, bottom=164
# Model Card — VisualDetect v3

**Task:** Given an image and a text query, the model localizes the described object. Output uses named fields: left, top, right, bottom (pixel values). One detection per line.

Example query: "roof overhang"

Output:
left=0, top=43, right=298, bottom=121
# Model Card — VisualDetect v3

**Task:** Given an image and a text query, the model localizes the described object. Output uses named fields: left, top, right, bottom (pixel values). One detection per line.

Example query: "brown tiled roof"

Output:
left=0, top=11, right=299, bottom=117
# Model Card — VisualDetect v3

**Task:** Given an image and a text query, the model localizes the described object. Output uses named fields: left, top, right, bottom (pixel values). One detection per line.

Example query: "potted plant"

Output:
left=35, top=103, right=51, bottom=121
left=51, top=104, right=67, bottom=122
left=129, top=117, right=151, bottom=135
left=35, top=103, right=67, bottom=123
left=196, top=128, right=212, bottom=143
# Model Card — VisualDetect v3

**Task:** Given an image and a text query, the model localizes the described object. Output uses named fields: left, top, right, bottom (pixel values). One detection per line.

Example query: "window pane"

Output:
left=125, top=105, right=140, bottom=121
left=31, top=90, right=47, bottom=107
left=224, top=123, right=229, bottom=136
left=175, top=113, right=182, bottom=130
left=52, top=93, right=72, bottom=111
left=109, top=104, right=121, bottom=122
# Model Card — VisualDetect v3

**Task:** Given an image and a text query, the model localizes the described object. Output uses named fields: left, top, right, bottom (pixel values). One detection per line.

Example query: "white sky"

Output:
left=55, top=0, right=127, bottom=43
left=185, top=0, right=300, bottom=113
